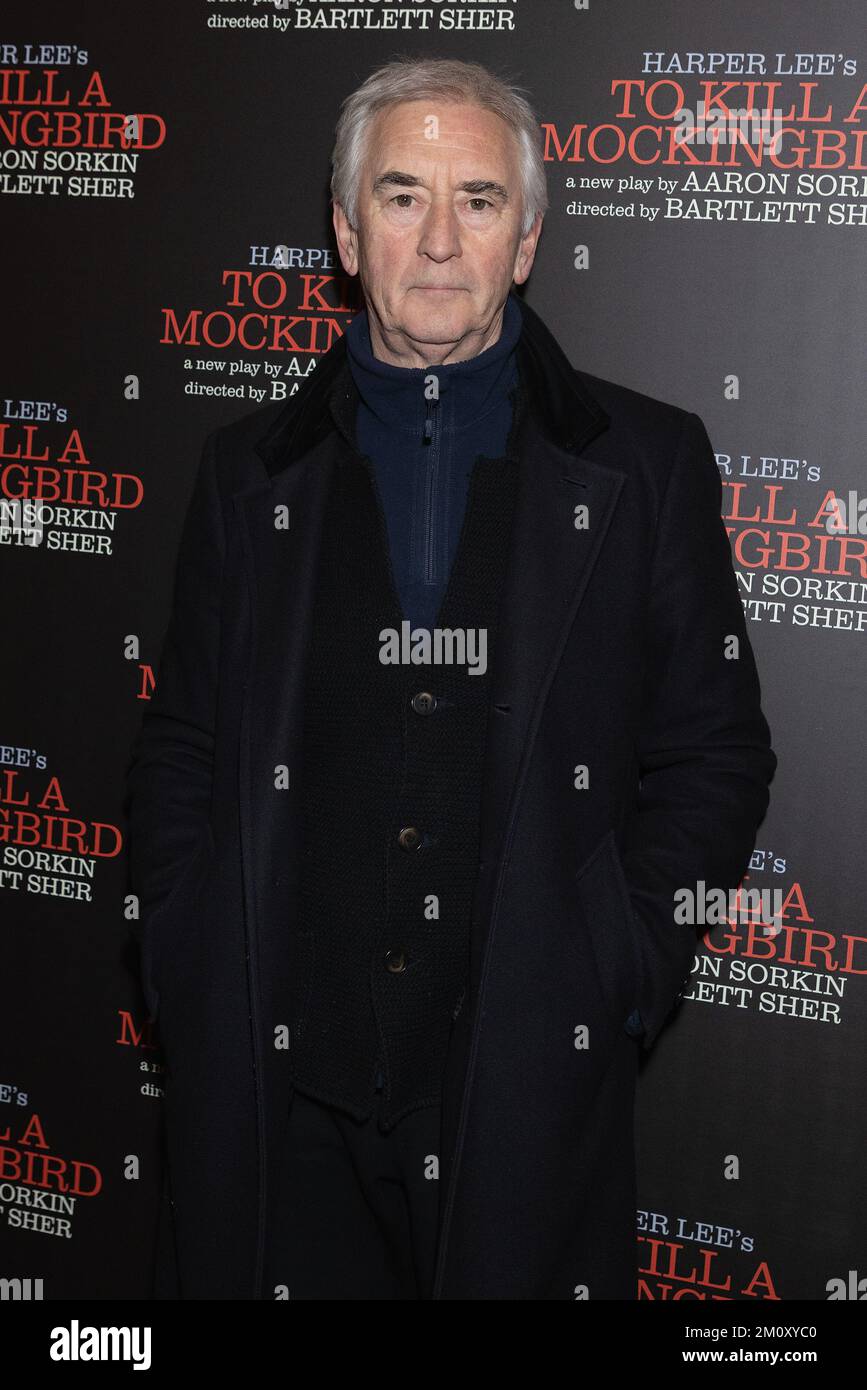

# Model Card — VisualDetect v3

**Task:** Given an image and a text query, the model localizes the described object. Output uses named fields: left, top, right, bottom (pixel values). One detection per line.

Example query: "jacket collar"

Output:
left=253, top=291, right=610, bottom=475
left=343, top=290, right=522, bottom=443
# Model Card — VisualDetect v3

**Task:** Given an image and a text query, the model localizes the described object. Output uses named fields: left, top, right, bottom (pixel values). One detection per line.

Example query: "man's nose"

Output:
left=417, top=197, right=463, bottom=261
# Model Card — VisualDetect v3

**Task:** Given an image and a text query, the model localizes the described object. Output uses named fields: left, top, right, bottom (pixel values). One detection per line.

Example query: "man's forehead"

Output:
left=374, top=100, right=511, bottom=145
left=368, top=101, right=517, bottom=177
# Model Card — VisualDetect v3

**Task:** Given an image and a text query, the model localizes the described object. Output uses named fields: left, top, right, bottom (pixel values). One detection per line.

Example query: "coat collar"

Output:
left=252, top=292, right=610, bottom=474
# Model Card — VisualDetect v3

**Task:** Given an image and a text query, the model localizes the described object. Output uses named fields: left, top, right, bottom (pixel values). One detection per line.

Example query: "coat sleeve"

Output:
left=124, top=427, right=226, bottom=937
left=620, top=409, right=776, bottom=1050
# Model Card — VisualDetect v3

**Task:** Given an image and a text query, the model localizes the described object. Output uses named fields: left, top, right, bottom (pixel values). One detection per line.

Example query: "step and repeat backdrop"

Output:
left=2, top=0, right=865, bottom=1300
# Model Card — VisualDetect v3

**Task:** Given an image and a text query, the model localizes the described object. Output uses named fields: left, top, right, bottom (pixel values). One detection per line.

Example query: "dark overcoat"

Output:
left=124, top=293, right=776, bottom=1300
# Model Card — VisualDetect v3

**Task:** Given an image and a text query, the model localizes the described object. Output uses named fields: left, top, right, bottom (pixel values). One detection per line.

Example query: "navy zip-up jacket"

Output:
left=345, top=292, right=522, bottom=632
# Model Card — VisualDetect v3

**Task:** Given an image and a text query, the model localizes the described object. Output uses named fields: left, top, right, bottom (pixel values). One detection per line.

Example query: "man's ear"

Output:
left=513, top=212, right=543, bottom=286
left=332, top=201, right=359, bottom=277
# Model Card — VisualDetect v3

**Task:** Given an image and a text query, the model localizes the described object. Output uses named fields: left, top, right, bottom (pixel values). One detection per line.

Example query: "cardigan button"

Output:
left=398, top=826, right=422, bottom=851
left=624, top=1008, right=645, bottom=1039
left=411, top=690, right=437, bottom=715
left=384, top=948, right=407, bottom=973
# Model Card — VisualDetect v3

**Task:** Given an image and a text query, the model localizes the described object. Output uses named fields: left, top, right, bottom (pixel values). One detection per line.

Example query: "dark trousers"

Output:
left=264, top=1087, right=443, bottom=1300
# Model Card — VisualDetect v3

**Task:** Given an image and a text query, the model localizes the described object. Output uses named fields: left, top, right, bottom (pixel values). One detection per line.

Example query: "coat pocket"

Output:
left=573, top=830, right=644, bottom=1036
left=141, top=823, right=216, bottom=1021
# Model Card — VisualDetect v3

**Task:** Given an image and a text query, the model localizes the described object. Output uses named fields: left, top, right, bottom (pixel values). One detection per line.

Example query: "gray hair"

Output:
left=330, top=57, right=548, bottom=238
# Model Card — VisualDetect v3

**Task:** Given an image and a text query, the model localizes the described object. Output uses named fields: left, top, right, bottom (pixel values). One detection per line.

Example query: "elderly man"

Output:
left=125, top=56, right=775, bottom=1300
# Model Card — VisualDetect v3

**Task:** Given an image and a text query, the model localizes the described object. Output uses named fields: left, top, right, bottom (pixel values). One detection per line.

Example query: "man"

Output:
left=125, top=57, right=776, bottom=1300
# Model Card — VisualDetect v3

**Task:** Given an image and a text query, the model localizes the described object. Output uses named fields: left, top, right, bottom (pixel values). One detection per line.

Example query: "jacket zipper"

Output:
left=422, top=394, right=439, bottom=583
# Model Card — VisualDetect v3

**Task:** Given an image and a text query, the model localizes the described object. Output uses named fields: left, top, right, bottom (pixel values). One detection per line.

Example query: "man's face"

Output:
left=333, top=99, right=543, bottom=367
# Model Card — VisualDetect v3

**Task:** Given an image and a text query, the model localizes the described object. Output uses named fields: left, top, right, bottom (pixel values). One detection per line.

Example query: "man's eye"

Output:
left=387, top=194, right=494, bottom=212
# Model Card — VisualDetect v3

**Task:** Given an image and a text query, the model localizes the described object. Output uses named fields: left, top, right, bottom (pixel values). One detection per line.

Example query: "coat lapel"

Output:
left=475, top=419, right=624, bottom=886
left=467, top=298, right=618, bottom=916
left=233, top=449, right=333, bottom=932
left=233, top=329, right=361, bottom=1010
